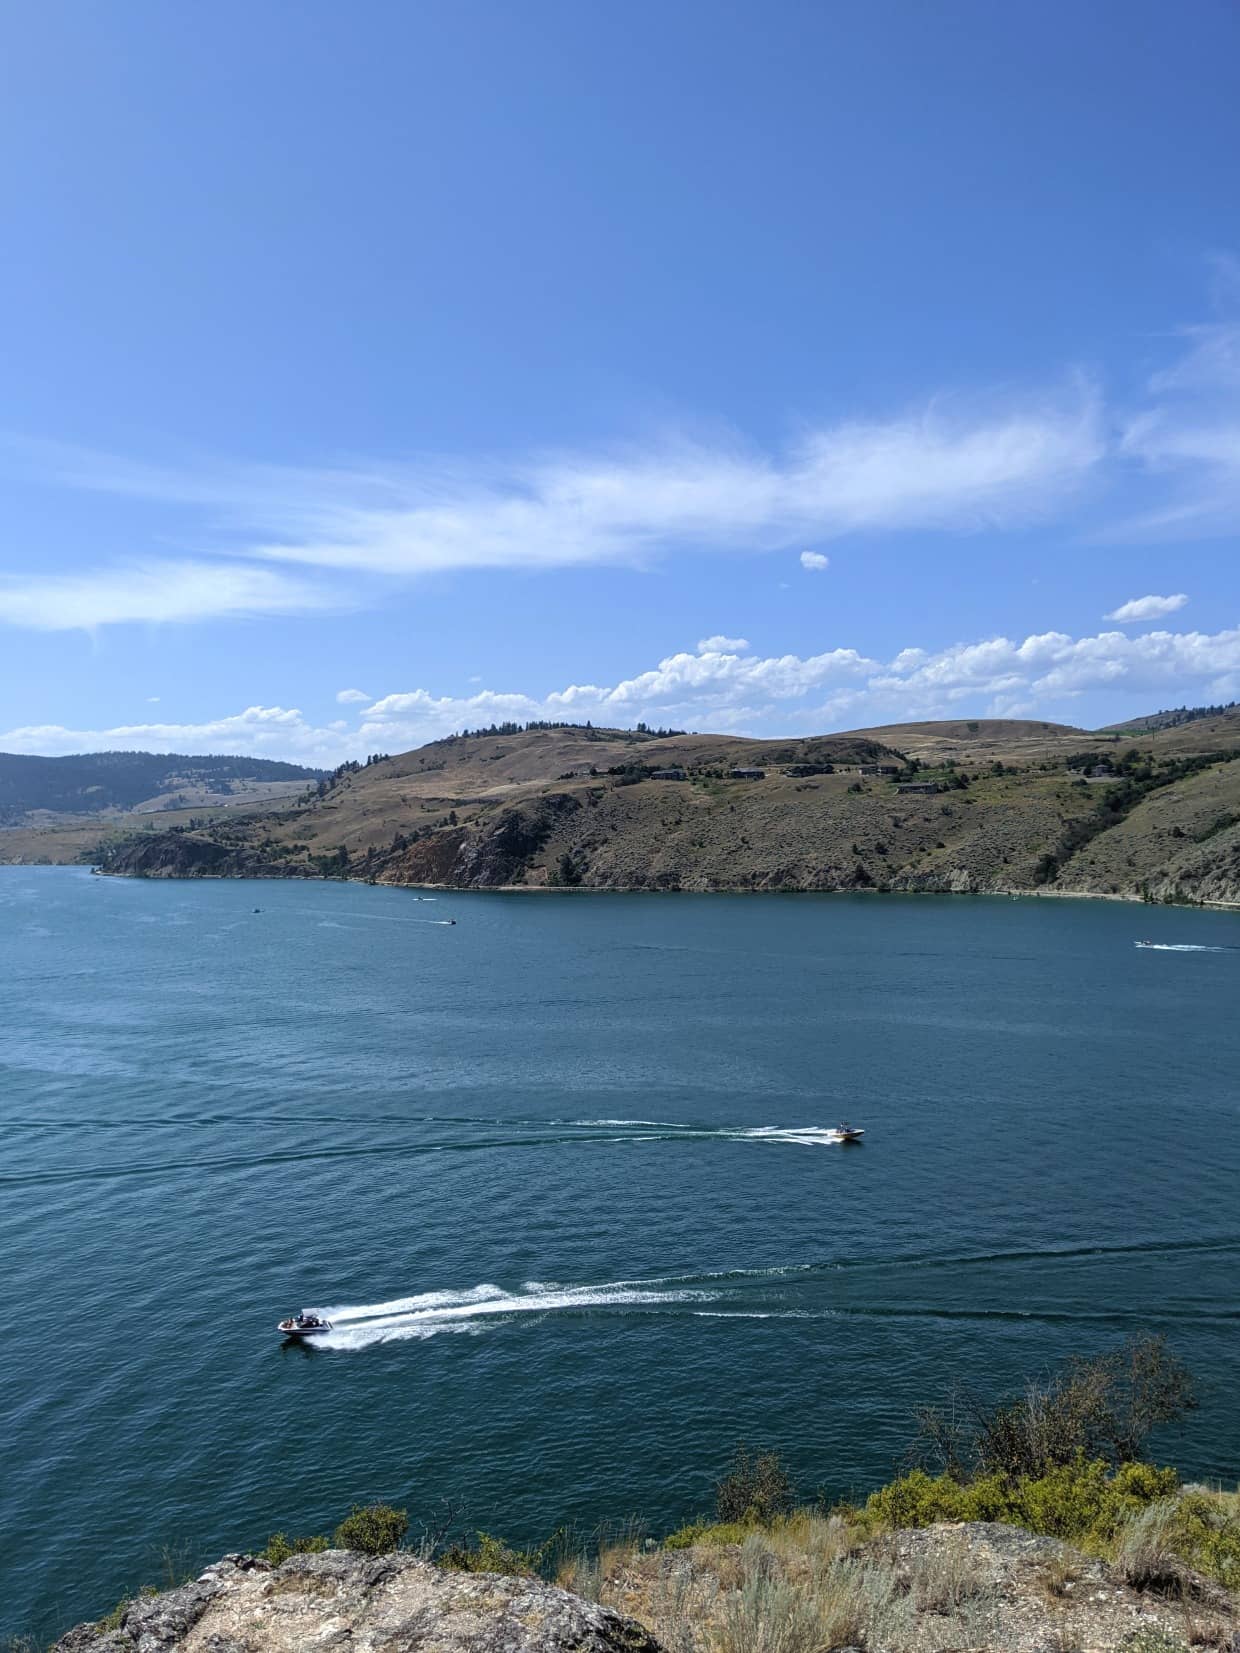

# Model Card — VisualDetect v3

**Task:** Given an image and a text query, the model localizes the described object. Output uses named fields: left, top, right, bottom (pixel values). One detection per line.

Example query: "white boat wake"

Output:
left=1137, top=943, right=1231, bottom=953
left=312, top=1277, right=717, bottom=1349
left=569, top=1119, right=853, bottom=1146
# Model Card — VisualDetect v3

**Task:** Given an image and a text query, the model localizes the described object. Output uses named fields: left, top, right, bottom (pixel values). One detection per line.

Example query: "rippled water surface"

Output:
left=3, top=869, right=1239, bottom=1637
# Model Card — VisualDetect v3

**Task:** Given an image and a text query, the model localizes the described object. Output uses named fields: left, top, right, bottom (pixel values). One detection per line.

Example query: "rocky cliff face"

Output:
left=54, top=1551, right=663, bottom=1653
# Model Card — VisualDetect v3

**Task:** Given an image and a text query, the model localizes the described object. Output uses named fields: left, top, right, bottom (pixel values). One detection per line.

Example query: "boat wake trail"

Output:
left=570, top=1120, right=850, bottom=1146
left=0, top=1117, right=859, bottom=1189
left=314, top=1278, right=717, bottom=1349
left=304, top=1236, right=1240, bottom=1351
left=1138, top=943, right=1235, bottom=953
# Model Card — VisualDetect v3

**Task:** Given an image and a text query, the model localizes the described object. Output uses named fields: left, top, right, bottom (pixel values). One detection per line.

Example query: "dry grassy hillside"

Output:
left=81, top=714, right=1240, bottom=906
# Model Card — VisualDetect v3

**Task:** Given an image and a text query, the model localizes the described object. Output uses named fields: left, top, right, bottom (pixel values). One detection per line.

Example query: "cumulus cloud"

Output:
left=335, top=687, right=372, bottom=704
left=697, top=635, right=750, bottom=653
left=800, top=551, right=830, bottom=571
left=1104, top=593, right=1189, bottom=623
left=0, top=705, right=341, bottom=763
left=0, top=561, right=334, bottom=630
left=8, top=620, right=1240, bottom=764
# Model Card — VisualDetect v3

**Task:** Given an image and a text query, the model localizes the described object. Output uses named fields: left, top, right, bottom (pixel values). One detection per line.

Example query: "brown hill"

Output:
left=83, top=717, right=1240, bottom=907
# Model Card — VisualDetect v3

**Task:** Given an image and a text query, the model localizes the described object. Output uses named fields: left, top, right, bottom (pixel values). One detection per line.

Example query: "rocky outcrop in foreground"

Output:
left=55, top=1550, right=662, bottom=1653
left=51, top=1523, right=1240, bottom=1653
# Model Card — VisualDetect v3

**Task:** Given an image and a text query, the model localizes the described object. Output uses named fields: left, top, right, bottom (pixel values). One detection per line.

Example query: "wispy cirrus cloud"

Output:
left=0, top=383, right=1103, bottom=628
left=0, top=560, right=334, bottom=631
left=1118, top=313, right=1240, bottom=537
left=11, top=619, right=1235, bottom=765
left=6, top=282, right=1240, bottom=633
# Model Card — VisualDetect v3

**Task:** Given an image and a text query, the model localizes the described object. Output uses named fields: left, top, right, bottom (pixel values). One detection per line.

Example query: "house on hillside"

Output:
left=650, top=768, right=687, bottom=781
left=729, top=767, right=766, bottom=780
left=857, top=763, right=900, bottom=776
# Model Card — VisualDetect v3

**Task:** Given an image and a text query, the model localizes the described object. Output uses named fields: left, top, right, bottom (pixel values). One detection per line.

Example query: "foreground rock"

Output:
left=54, top=1550, right=663, bottom=1653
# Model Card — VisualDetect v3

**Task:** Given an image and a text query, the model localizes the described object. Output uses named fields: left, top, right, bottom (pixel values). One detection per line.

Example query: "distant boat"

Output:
left=1134, top=939, right=1155, bottom=948
left=836, top=1123, right=865, bottom=1143
left=277, top=1310, right=331, bottom=1340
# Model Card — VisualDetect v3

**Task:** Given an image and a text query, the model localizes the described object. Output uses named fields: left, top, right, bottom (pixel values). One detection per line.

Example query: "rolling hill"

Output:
left=79, top=714, right=1240, bottom=907
left=0, top=750, right=325, bottom=825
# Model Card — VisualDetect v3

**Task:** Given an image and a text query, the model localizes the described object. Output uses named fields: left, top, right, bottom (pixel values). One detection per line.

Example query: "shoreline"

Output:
left=18, top=861, right=1237, bottom=911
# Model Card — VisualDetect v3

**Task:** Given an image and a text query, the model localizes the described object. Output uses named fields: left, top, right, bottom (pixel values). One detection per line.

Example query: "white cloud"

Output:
left=8, top=619, right=1240, bottom=765
left=356, top=623, right=1240, bottom=751
left=697, top=635, right=750, bottom=653
left=1, top=384, right=1103, bottom=627
left=0, top=705, right=341, bottom=764
left=146, top=696, right=161, bottom=704
left=0, top=561, right=335, bottom=630
left=1104, top=593, right=1189, bottom=623
left=800, top=551, right=830, bottom=571
left=1118, top=318, right=1240, bottom=536
left=335, top=687, right=371, bottom=704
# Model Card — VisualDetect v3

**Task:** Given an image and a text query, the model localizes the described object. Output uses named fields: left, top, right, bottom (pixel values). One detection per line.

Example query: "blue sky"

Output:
left=1, top=0, right=1238, bottom=763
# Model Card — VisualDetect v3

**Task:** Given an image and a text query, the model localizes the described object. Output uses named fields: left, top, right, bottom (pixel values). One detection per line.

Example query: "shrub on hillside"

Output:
left=912, top=1335, right=1195, bottom=1480
left=716, top=1445, right=795, bottom=1524
left=440, top=1530, right=557, bottom=1576
left=261, top=1531, right=330, bottom=1565
left=861, top=1458, right=1178, bottom=1544
left=332, top=1503, right=408, bottom=1555
left=1120, top=1491, right=1240, bottom=1592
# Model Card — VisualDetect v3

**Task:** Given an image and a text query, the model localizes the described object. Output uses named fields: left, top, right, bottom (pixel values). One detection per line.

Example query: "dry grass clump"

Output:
left=1117, top=1500, right=1193, bottom=1596
left=905, top=1529, right=995, bottom=1616
left=562, top=1519, right=1007, bottom=1653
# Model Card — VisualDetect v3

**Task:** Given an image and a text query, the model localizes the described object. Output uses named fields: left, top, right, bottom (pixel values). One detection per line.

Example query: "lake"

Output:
left=2, top=867, right=1239, bottom=1639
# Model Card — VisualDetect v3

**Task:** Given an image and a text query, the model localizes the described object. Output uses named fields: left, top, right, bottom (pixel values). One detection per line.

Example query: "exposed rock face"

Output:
left=98, top=834, right=250, bottom=879
left=54, top=1551, right=664, bottom=1653
left=450, top=794, right=582, bottom=887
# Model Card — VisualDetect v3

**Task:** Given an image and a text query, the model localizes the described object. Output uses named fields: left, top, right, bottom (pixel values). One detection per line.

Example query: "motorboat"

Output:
left=836, top=1124, right=865, bottom=1143
left=1134, top=939, right=1155, bottom=948
left=277, top=1310, right=332, bottom=1339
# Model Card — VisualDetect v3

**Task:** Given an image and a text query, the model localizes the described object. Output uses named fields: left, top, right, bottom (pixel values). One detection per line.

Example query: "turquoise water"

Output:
left=3, top=868, right=1239, bottom=1638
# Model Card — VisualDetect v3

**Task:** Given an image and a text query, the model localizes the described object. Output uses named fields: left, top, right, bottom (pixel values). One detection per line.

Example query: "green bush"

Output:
left=1150, top=1492, right=1240, bottom=1590
left=261, top=1531, right=330, bottom=1566
left=440, top=1530, right=552, bottom=1576
left=663, top=1519, right=755, bottom=1550
left=332, top=1503, right=409, bottom=1556
left=861, top=1457, right=1178, bottom=1545
left=913, top=1336, right=1196, bottom=1480
left=716, top=1446, right=795, bottom=1524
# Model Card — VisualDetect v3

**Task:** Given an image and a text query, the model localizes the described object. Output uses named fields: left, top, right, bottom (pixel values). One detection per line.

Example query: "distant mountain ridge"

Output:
left=1101, top=702, right=1240, bottom=734
left=0, top=750, right=325, bottom=822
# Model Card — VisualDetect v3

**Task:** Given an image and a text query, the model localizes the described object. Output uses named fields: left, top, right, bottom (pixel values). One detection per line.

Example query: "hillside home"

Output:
left=729, top=767, right=766, bottom=780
